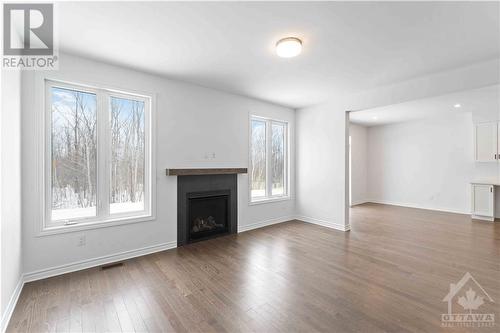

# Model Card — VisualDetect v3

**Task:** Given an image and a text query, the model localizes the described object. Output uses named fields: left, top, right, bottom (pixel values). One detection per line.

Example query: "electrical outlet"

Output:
left=204, top=152, right=216, bottom=159
left=77, top=234, right=86, bottom=247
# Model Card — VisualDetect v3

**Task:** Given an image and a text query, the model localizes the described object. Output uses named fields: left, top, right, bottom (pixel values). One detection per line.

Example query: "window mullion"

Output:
left=97, top=91, right=110, bottom=219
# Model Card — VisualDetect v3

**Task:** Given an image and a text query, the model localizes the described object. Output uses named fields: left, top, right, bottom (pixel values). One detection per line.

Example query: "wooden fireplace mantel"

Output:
left=165, top=168, right=248, bottom=176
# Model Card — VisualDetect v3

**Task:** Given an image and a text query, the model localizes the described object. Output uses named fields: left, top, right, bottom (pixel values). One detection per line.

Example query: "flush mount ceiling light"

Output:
left=276, top=37, right=302, bottom=58
left=372, top=116, right=378, bottom=120
left=454, top=104, right=462, bottom=108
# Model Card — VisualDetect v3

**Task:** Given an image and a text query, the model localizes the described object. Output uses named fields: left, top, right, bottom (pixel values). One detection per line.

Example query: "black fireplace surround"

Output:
left=177, top=174, right=237, bottom=246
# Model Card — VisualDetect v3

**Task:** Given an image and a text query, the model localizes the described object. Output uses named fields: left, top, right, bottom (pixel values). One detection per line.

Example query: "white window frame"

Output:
left=42, top=79, right=155, bottom=234
left=249, top=115, right=289, bottom=204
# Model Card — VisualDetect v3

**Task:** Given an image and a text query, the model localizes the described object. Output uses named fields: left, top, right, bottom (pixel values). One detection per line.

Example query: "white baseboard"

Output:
left=238, top=215, right=295, bottom=233
left=1, top=276, right=24, bottom=333
left=296, top=215, right=351, bottom=231
left=366, top=199, right=468, bottom=215
left=350, top=199, right=368, bottom=206
left=24, top=241, right=177, bottom=283
left=471, top=214, right=495, bottom=222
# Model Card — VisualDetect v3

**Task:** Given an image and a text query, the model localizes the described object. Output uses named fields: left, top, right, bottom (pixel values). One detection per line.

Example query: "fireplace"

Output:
left=188, top=191, right=229, bottom=241
left=177, top=174, right=238, bottom=246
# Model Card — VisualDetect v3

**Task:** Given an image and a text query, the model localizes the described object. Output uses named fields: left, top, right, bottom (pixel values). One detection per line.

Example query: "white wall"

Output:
left=21, top=53, right=295, bottom=276
left=366, top=113, right=474, bottom=214
left=296, top=59, right=500, bottom=229
left=1, top=70, right=23, bottom=330
left=349, top=124, right=368, bottom=206
left=296, top=106, right=349, bottom=230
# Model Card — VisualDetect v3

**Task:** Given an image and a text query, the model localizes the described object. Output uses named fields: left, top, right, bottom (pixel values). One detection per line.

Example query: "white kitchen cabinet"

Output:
left=471, top=184, right=494, bottom=221
left=497, top=122, right=499, bottom=158
left=474, top=122, right=498, bottom=162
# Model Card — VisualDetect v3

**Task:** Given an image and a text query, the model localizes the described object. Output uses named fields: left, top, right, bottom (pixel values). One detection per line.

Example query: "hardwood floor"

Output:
left=7, top=203, right=500, bottom=332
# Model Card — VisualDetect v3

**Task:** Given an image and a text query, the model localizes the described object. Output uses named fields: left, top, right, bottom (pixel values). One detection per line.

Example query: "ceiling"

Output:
left=58, top=2, right=500, bottom=109
left=349, top=85, right=500, bottom=127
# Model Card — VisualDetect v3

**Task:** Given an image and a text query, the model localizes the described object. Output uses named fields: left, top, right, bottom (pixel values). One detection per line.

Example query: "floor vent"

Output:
left=101, top=262, right=124, bottom=270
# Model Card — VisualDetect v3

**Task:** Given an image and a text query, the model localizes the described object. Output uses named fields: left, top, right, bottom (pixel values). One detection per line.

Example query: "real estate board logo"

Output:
left=2, top=3, right=58, bottom=69
left=441, top=272, right=495, bottom=328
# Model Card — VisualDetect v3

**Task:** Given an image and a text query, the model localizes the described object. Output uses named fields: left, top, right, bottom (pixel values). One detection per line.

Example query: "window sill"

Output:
left=249, top=196, right=291, bottom=206
left=38, top=214, right=155, bottom=237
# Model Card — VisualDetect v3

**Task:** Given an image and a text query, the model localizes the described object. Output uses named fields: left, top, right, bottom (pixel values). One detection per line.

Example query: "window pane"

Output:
left=251, top=119, right=266, bottom=198
left=110, top=96, right=145, bottom=214
left=51, top=87, right=97, bottom=221
left=271, top=123, right=285, bottom=196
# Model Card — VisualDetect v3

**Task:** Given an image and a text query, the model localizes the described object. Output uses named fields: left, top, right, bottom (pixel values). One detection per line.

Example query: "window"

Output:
left=45, top=80, right=153, bottom=230
left=50, top=87, right=98, bottom=221
left=250, top=116, right=288, bottom=202
left=109, top=96, right=146, bottom=214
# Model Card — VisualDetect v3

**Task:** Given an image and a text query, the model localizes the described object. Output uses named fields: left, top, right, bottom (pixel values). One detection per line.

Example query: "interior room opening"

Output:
left=347, top=85, right=499, bottom=225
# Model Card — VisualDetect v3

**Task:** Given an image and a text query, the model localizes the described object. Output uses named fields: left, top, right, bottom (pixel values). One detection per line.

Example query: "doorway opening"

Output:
left=346, top=85, right=496, bottom=226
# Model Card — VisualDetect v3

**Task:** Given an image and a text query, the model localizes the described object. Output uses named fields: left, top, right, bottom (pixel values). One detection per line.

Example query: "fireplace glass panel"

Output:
left=188, top=194, right=229, bottom=241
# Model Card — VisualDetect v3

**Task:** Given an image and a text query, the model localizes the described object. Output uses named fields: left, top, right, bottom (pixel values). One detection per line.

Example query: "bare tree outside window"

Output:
left=271, top=123, right=285, bottom=196
left=110, top=96, right=145, bottom=214
left=46, top=81, right=152, bottom=229
left=250, top=117, right=288, bottom=201
left=251, top=119, right=266, bottom=198
left=51, top=87, right=97, bottom=221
